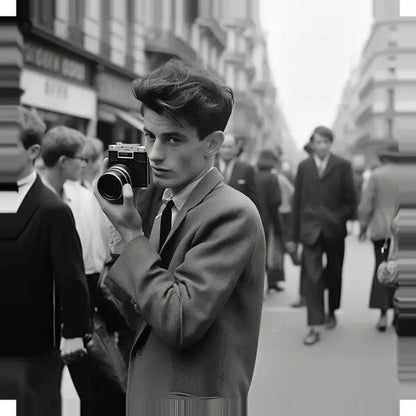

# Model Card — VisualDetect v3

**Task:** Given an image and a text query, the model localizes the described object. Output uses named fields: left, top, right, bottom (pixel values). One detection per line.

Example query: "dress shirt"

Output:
left=218, top=159, right=235, bottom=184
left=314, top=153, right=330, bottom=176
left=0, top=171, right=37, bottom=214
left=42, top=177, right=111, bottom=274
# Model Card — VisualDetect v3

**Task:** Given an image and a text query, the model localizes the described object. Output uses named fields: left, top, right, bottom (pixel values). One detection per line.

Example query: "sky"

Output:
left=260, top=0, right=373, bottom=148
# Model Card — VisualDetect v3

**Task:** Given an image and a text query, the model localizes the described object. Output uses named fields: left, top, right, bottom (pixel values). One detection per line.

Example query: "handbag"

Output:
left=377, top=213, right=399, bottom=287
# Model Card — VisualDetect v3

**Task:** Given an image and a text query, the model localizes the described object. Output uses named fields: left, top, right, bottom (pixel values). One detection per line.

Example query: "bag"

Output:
left=87, top=312, right=128, bottom=393
left=377, top=212, right=399, bottom=288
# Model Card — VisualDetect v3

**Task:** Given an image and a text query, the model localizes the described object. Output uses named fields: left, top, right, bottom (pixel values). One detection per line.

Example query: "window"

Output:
left=33, top=0, right=55, bottom=31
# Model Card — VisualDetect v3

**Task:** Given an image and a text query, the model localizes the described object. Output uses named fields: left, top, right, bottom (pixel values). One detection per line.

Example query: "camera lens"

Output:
left=97, top=164, right=132, bottom=202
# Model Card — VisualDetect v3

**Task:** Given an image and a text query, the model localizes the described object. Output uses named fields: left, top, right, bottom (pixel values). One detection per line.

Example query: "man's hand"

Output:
left=94, top=158, right=144, bottom=245
left=285, top=241, right=300, bottom=266
left=60, top=337, right=87, bottom=365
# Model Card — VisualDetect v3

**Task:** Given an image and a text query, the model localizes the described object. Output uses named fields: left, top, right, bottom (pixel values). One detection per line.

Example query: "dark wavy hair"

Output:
left=132, top=59, right=234, bottom=140
left=310, top=126, right=334, bottom=143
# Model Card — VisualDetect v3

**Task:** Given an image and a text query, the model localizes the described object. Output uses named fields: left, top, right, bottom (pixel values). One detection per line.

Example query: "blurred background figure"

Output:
left=217, top=134, right=259, bottom=208
left=289, top=126, right=356, bottom=346
left=358, top=142, right=401, bottom=332
left=81, top=137, right=105, bottom=191
left=348, top=154, right=367, bottom=235
left=255, top=150, right=282, bottom=293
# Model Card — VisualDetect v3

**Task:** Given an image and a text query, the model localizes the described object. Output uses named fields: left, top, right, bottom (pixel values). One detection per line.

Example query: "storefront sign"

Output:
left=96, top=71, right=139, bottom=110
left=20, top=69, right=96, bottom=120
left=24, top=41, right=91, bottom=84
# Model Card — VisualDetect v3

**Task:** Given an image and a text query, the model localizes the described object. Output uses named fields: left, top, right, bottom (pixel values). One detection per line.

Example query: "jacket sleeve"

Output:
left=357, top=173, right=376, bottom=230
left=49, top=204, right=91, bottom=338
left=106, top=207, right=264, bottom=349
left=340, top=161, right=357, bottom=221
left=291, top=163, right=303, bottom=242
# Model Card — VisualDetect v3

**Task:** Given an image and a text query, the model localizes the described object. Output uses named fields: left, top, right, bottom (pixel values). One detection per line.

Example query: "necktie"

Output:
left=318, top=163, right=325, bottom=178
left=159, top=199, right=175, bottom=251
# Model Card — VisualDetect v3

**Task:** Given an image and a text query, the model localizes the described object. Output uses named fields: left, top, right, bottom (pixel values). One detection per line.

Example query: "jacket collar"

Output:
left=151, top=168, right=224, bottom=254
left=308, top=153, right=336, bottom=181
left=0, top=175, right=44, bottom=239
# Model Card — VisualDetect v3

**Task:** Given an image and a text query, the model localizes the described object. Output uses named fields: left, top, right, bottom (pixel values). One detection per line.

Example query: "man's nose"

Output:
left=147, top=139, right=165, bottom=162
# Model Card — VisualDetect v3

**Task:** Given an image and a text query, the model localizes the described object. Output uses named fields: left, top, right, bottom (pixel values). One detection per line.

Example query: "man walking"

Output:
left=217, top=134, right=259, bottom=206
left=289, top=126, right=356, bottom=345
left=94, top=59, right=266, bottom=416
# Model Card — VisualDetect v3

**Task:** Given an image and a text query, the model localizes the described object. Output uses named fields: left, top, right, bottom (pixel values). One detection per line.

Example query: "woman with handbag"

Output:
left=358, top=143, right=400, bottom=331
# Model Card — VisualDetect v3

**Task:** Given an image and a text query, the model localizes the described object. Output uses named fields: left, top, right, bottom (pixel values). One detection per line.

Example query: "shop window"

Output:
left=32, top=0, right=55, bottom=31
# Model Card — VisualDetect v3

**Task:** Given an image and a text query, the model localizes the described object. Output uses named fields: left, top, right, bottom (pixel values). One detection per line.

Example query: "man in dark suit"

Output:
left=289, top=126, right=356, bottom=345
left=217, top=134, right=259, bottom=207
left=94, top=59, right=265, bottom=416
left=0, top=108, right=90, bottom=415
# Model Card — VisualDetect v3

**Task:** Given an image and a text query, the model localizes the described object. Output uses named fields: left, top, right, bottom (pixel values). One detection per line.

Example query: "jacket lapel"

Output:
left=308, top=157, right=320, bottom=182
left=158, top=168, right=224, bottom=255
left=0, top=175, right=43, bottom=239
left=320, top=154, right=336, bottom=181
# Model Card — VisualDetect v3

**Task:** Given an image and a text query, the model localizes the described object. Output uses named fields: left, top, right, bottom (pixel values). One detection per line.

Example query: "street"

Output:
left=249, top=234, right=399, bottom=416
left=62, top=234, right=399, bottom=416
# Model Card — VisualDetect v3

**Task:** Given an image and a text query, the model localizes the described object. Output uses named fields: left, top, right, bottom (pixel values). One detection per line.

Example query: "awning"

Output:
left=99, top=104, right=144, bottom=132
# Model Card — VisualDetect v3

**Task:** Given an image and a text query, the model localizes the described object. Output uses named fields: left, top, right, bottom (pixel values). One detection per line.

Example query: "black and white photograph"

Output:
left=1, top=0, right=416, bottom=415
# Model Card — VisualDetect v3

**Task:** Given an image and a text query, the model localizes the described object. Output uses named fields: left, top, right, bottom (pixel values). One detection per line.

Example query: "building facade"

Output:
left=2, top=0, right=294, bottom=163
left=333, top=0, right=416, bottom=167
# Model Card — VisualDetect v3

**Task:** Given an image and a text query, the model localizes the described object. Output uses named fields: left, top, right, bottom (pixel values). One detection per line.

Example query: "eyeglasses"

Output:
left=70, top=156, right=89, bottom=163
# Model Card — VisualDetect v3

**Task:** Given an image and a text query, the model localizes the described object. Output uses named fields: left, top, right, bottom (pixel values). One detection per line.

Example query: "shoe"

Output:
left=376, top=314, right=387, bottom=332
left=291, top=297, right=306, bottom=308
left=303, top=329, right=320, bottom=346
left=268, top=285, right=284, bottom=293
left=326, top=313, right=337, bottom=330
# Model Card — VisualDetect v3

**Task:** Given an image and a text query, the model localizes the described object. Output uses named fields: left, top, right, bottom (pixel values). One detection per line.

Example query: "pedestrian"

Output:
left=0, top=108, right=90, bottom=416
left=41, top=128, right=126, bottom=416
left=217, top=133, right=259, bottom=207
left=290, top=141, right=314, bottom=308
left=94, top=58, right=266, bottom=416
left=255, top=150, right=282, bottom=293
left=288, top=126, right=356, bottom=345
left=358, top=142, right=401, bottom=331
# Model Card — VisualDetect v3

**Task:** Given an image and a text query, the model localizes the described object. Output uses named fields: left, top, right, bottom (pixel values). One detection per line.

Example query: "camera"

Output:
left=97, top=142, right=150, bottom=204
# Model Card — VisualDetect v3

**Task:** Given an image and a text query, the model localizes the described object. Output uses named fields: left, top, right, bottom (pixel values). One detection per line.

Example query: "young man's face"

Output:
left=219, top=135, right=238, bottom=162
left=143, top=108, right=212, bottom=192
left=311, top=133, right=332, bottom=160
left=62, top=150, right=86, bottom=182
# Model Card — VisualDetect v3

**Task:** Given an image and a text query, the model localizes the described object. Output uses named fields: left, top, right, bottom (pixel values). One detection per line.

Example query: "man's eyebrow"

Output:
left=160, top=131, right=187, bottom=138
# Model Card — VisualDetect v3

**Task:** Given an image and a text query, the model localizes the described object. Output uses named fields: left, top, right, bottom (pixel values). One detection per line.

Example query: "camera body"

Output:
left=97, top=142, right=150, bottom=204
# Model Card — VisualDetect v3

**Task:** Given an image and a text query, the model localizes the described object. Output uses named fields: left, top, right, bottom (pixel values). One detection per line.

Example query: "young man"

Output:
left=289, top=126, right=356, bottom=346
left=217, top=134, right=259, bottom=207
left=0, top=108, right=90, bottom=415
left=94, top=59, right=266, bottom=416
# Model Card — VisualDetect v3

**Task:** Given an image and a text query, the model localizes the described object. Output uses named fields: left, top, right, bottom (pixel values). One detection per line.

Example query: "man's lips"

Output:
left=151, top=166, right=170, bottom=173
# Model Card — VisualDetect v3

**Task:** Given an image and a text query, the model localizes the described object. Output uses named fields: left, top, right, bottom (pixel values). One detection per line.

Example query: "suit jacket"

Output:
left=291, top=154, right=356, bottom=246
left=0, top=175, right=90, bottom=356
left=358, top=164, right=401, bottom=241
left=255, top=168, right=282, bottom=240
left=106, top=168, right=265, bottom=416
left=217, top=159, right=259, bottom=208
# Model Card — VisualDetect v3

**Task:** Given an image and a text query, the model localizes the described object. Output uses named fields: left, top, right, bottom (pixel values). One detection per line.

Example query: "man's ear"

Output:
left=204, top=131, right=224, bottom=157
left=27, top=144, right=41, bottom=161
left=57, top=155, right=68, bottom=168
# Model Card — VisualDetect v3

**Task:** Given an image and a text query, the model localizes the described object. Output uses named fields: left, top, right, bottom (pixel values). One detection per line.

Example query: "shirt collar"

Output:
left=42, top=176, right=72, bottom=203
left=314, top=153, right=330, bottom=167
left=162, top=167, right=214, bottom=212
left=17, top=171, right=37, bottom=188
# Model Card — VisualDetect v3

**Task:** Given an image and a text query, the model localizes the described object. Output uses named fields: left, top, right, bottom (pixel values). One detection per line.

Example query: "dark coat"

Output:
left=223, top=160, right=259, bottom=209
left=0, top=175, right=90, bottom=356
left=106, top=168, right=265, bottom=416
left=255, top=168, right=282, bottom=239
left=291, top=154, right=356, bottom=246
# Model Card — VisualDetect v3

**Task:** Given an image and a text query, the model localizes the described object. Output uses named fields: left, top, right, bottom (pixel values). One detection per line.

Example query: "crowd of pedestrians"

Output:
left=0, top=59, right=400, bottom=416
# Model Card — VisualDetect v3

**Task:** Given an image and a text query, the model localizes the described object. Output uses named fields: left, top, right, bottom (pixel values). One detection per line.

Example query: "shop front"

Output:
left=20, top=38, right=97, bottom=134
left=96, top=69, right=144, bottom=148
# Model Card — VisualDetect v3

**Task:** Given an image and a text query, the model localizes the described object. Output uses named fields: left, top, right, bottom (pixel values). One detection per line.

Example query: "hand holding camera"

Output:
left=94, top=142, right=150, bottom=245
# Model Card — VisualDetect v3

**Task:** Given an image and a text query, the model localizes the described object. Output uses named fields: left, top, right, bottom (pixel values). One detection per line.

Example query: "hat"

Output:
left=377, top=142, right=399, bottom=161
